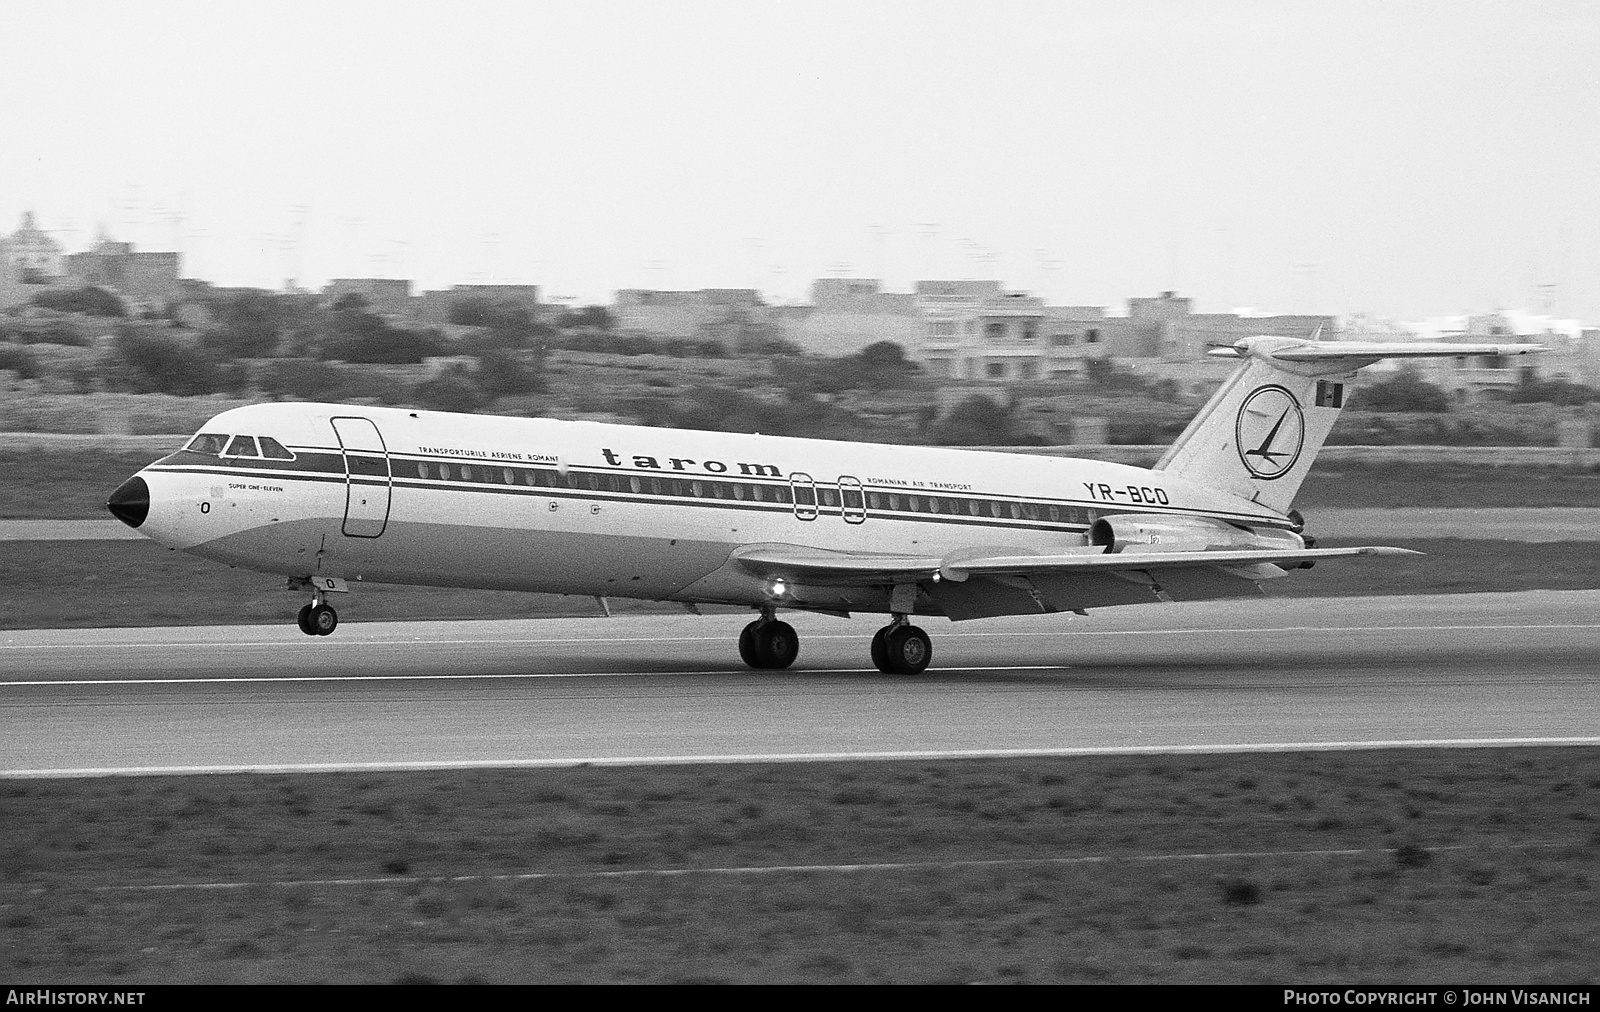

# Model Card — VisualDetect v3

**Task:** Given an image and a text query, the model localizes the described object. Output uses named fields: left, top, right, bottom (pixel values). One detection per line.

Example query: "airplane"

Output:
left=106, top=335, right=1542, bottom=674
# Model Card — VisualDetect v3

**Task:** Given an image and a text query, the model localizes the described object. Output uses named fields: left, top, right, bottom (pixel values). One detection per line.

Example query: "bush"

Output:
left=412, top=368, right=488, bottom=413
left=1505, top=378, right=1600, bottom=406
left=448, top=298, right=549, bottom=345
left=0, top=345, right=40, bottom=380
left=30, top=286, right=127, bottom=317
left=257, top=359, right=407, bottom=403
left=111, top=329, right=241, bottom=395
left=556, top=305, right=615, bottom=331
left=320, top=311, right=444, bottom=364
left=1356, top=371, right=1452, bottom=413
left=0, top=320, right=91, bottom=346
left=930, top=396, right=1035, bottom=445
left=199, top=291, right=297, bottom=358
left=473, top=350, right=545, bottom=398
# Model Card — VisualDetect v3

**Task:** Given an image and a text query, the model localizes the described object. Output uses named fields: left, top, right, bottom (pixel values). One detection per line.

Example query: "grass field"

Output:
left=3, top=750, right=1595, bottom=984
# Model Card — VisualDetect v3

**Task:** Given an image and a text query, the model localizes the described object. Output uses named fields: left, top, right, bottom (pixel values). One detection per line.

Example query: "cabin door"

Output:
left=788, top=472, right=818, bottom=521
left=837, top=475, right=866, bottom=524
left=331, top=416, right=392, bottom=538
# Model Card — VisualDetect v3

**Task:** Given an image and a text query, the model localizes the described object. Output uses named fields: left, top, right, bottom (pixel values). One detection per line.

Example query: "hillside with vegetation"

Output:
left=2, top=286, right=1596, bottom=448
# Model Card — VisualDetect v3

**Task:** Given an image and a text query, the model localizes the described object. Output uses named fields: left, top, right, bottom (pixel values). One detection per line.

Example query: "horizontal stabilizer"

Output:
left=1208, top=340, right=1546, bottom=363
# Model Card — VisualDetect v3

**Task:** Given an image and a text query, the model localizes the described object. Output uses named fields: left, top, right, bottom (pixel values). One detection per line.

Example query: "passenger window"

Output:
left=820, top=488, right=838, bottom=507
left=461, top=465, right=473, bottom=481
left=868, top=492, right=882, bottom=510
left=259, top=436, right=295, bottom=460
left=186, top=432, right=229, bottom=455
left=751, top=484, right=766, bottom=502
left=503, top=468, right=515, bottom=484
left=967, top=500, right=981, bottom=516
left=1010, top=503, right=1023, bottom=519
left=1048, top=505, right=1060, bottom=522
left=224, top=435, right=259, bottom=457
left=888, top=494, right=902, bottom=511
left=523, top=470, right=537, bottom=487
left=417, top=462, right=430, bottom=479
left=691, top=481, right=704, bottom=497
left=990, top=501, right=1003, bottom=518
left=438, top=464, right=451, bottom=481
left=731, top=484, right=746, bottom=500
left=908, top=496, right=921, bottom=512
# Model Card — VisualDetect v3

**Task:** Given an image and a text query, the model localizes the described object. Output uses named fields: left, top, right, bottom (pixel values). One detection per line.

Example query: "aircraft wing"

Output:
left=731, top=543, right=1419, bottom=586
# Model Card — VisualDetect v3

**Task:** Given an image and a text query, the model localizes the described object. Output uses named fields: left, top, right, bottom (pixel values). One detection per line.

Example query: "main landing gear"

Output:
left=871, top=617, right=932, bottom=675
left=739, top=611, right=799, bottom=669
left=735, top=610, right=932, bottom=675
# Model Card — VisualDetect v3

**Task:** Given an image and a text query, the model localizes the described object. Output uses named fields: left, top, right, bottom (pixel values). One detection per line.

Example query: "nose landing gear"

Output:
left=296, top=601, right=338, bottom=637
left=288, top=576, right=346, bottom=637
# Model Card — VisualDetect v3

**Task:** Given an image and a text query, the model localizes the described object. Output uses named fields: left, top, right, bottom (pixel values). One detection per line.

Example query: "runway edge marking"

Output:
left=7, top=737, right=1600, bottom=778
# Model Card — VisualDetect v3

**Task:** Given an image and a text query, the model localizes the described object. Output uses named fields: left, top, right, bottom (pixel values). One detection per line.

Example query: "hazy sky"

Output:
left=3, top=0, right=1597, bottom=319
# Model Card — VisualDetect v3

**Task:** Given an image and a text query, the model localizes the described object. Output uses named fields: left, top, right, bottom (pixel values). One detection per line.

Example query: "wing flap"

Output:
left=731, top=543, right=1420, bottom=588
left=939, top=545, right=1418, bottom=581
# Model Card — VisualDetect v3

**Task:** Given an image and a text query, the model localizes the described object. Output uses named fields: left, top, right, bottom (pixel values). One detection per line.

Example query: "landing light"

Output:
left=770, top=579, right=788, bottom=597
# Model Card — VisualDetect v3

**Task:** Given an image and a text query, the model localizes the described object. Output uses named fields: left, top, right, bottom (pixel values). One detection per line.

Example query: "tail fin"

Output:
left=1154, top=336, right=1544, bottom=513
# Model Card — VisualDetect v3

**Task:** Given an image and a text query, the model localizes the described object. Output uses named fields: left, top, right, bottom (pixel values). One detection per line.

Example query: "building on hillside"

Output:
left=413, top=283, right=542, bottom=325
left=1, top=212, right=67, bottom=310
left=611, top=288, right=767, bottom=341
left=1404, top=310, right=1593, bottom=398
left=4, top=212, right=65, bottom=282
left=914, top=280, right=1048, bottom=381
left=61, top=231, right=182, bottom=310
left=910, top=287, right=1335, bottom=392
left=323, top=278, right=413, bottom=316
left=775, top=278, right=922, bottom=356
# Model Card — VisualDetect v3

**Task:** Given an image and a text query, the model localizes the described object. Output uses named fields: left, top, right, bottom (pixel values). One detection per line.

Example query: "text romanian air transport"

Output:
left=106, top=337, right=1540, bottom=674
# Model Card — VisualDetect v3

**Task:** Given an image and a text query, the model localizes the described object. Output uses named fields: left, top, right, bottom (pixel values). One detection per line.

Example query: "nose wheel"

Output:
left=297, top=602, right=339, bottom=636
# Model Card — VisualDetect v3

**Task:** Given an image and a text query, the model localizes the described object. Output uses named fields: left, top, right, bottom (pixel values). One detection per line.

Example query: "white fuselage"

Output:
left=126, top=402, right=1291, bottom=616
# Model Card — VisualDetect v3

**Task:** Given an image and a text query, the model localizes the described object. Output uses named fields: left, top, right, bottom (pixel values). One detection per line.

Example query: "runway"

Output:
left=3, top=591, right=1597, bottom=777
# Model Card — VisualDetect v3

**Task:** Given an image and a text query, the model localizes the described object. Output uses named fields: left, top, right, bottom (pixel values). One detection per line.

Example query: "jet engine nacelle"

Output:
left=1089, top=513, right=1304, bottom=554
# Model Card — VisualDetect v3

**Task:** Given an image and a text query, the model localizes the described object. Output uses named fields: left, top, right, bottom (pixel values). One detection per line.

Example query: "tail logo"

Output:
left=1235, top=385, right=1304, bottom=480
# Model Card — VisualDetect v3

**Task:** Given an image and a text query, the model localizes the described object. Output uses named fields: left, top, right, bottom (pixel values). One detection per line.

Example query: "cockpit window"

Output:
left=258, top=436, right=295, bottom=460
left=224, top=435, right=260, bottom=457
left=186, top=433, right=229, bottom=455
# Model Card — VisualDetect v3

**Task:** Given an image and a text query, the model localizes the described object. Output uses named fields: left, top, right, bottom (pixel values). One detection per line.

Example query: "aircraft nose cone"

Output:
left=107, top=475, right=150, bottom=529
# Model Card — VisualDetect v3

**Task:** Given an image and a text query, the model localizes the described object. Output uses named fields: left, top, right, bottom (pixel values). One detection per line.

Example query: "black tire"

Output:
left=296, top=603, right=317, bottom=636
left=308, top=603, right=338, bottom=637
left=885, top=625, right=931, bottom=675
left=870, top=627, right=892, bottom=672
left=738, top=621, right=762, bottom=668
left=755, top=620, right=799, bottom=669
